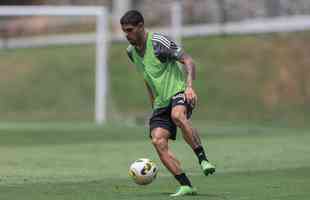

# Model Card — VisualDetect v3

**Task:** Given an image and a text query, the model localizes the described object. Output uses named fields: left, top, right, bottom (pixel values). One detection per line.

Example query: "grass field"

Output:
left=1, top=31, right=310, bottom=199
left=0, top=122, right=309, bottom=200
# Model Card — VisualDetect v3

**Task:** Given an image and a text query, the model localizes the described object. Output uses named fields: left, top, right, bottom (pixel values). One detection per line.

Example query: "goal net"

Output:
left=0, top=6, right=108, bottom=124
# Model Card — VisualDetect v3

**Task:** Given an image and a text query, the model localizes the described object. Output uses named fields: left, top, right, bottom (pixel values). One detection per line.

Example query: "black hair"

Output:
left=120, top=10, right=144, bottom=26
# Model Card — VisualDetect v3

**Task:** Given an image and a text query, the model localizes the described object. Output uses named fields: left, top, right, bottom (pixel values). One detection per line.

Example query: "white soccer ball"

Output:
left=129, top=158, right=159, bottom=185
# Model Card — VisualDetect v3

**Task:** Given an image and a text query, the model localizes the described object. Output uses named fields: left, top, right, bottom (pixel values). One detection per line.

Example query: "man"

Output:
left=120, top=10, right=215, bottom=196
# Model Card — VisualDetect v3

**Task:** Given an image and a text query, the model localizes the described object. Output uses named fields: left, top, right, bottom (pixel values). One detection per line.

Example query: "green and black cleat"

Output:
left=170, top=186, right=197, bottom=197
left=200, top=160, right=216, bottom=176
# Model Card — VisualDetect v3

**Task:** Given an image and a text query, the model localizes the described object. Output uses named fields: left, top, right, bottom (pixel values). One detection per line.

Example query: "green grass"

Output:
left=0, top=122, right=309, bottom=199
left=1, top=33, right=310, bottom=199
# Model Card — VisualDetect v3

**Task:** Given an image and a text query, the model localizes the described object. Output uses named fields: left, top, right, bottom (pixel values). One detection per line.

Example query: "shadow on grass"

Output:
left=137, top=192, right=226, bottom=198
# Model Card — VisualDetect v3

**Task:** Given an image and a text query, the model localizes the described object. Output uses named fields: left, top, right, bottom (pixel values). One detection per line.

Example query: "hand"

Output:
left=184, top=86, right=197, bottom=107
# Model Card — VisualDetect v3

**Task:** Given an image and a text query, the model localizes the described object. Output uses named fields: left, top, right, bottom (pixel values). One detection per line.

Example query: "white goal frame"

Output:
left=0, top=6, right=109, bottom=124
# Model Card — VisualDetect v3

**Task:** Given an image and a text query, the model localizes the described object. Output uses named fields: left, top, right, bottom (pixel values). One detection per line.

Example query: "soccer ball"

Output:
left=129, top=158, right=159, bottom=185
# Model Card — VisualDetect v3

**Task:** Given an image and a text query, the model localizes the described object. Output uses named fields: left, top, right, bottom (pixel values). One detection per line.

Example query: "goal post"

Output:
left=0, top=6, right=109, bottom=124
left=95, top=9, right=109, bottom=124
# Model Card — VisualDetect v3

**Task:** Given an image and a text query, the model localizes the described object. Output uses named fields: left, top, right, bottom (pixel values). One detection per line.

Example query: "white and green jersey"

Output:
left=126, top=32, right=186, bottom=109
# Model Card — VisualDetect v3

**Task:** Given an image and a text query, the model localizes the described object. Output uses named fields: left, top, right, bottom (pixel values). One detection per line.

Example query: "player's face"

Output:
left=121, top=23, right=144, bottom=46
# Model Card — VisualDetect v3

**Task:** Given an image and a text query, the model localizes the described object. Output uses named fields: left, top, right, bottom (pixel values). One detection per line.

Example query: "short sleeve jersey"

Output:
left=126, top=32, right=186, bottom=109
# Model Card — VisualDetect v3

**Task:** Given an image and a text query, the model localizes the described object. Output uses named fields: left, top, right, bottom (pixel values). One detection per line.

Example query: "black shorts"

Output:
left=149, top=92, right=194, bottom=140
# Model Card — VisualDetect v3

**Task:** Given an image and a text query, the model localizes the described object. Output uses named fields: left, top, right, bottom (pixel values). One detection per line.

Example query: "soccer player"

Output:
left=120, top=10, right=215, bottom=196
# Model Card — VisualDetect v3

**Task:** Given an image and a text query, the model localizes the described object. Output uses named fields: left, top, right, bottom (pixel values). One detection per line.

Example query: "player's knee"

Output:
left=151, top=137, right=165, bottom=147
left=151, top=137, right=167, bottom=153
left=171, top=111, right=186, bottom=126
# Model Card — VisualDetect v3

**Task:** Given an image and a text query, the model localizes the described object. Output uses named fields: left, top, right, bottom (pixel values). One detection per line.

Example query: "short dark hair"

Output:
left=120, top=10, right=144, bottom=26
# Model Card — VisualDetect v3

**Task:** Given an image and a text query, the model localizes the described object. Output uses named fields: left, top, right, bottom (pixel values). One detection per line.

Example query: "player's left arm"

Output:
left=152, top=33, right=197, bottom=105
left=178, top=53, right=197, bottom=106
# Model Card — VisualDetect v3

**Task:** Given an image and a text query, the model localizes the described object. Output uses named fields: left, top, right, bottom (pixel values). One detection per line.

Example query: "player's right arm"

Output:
left=144, top=80, right=154, bottom=109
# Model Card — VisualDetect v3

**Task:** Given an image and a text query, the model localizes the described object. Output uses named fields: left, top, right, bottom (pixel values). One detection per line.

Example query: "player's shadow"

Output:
left=151, top=192, right=225, bottom=198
